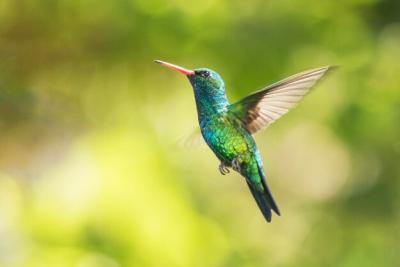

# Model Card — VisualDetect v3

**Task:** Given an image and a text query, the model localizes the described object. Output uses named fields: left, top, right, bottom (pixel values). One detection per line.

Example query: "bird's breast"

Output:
left=200, top=115, right=252, bottom=163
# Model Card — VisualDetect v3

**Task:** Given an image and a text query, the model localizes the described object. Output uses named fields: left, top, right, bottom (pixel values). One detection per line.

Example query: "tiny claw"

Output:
left=219, top=162, right=230, bottom=175
left=232, top=157, right=241, bottom=173
left=224, top=166, right=230, bottom=174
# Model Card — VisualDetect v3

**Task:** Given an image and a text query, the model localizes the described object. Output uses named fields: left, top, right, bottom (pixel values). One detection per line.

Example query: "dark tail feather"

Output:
left=246, top=181, right=273, bottom=222
left=260, top=178, right=280, bottom=216
left=246, top=165, right=280, bottom=222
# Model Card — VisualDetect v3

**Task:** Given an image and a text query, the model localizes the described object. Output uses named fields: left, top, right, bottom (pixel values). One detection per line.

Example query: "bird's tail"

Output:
left=246, top=164, right=280, bottom=222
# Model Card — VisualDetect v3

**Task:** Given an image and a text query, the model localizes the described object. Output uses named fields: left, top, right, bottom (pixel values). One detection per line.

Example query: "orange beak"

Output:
left=154, top=60, right=195, bottom=76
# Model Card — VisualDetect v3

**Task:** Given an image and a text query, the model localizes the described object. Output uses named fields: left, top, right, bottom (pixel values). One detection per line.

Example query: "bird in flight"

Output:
left=155, top=60, right=333, bottom=222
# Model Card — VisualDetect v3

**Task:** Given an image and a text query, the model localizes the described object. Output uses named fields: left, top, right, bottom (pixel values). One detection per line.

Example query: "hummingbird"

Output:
left=155, top=60, right=333, bottom=222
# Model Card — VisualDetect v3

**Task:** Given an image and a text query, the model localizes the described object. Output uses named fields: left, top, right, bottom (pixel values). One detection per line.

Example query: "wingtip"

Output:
left=327, top=65, right=339, bottom=71
left=315, top=65, right=338, bottom=73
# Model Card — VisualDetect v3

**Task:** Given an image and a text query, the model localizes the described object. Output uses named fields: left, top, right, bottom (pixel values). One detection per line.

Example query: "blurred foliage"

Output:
left=0, top=0, right=399, bottom=266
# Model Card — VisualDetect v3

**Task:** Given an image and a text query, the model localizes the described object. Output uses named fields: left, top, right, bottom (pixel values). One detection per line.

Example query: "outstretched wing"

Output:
left=228, top=66, right=334, bottom=134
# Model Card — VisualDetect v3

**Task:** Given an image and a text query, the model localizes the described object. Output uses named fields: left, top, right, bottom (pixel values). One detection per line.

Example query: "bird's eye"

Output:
left=194, top=70, right=211, bottom=78
left=201, top=71, right=210, bottom=78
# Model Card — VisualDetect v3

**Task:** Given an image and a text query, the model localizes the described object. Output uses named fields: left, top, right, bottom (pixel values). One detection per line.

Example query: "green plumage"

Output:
left=189, top=68, right=280, bottom=221
left=201, top=112, right=279, bottom=221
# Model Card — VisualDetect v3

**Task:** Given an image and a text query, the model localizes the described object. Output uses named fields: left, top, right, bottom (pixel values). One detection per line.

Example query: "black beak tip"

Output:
left=154, top=60, right=162, bottom=64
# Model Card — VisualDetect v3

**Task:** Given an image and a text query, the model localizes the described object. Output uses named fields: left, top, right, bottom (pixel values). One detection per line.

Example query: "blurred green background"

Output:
left=0, top=0, right=399, bottom=266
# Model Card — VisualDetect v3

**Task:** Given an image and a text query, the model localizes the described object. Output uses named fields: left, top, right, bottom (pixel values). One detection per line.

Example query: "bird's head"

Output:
left=154, top=60, right=225, bottom=93
left=189, top=68, right=224, bottom=92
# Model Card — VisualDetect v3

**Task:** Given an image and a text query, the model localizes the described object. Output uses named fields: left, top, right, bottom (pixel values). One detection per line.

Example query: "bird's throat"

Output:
left=188, top=73, right=229, bottom=123
left=193, top=89, right=229, bottom=123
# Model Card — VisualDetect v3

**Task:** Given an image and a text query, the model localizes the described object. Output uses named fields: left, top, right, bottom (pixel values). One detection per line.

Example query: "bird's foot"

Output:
left=219, top=162, right=230, bottom=175
left=232, top=157, right=242, bottom=172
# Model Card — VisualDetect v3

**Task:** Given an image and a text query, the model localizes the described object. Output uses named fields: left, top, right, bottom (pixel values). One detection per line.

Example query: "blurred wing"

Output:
left=177, top=128, right=207, bottom=148
left=229, top=66, right=334, bottom=134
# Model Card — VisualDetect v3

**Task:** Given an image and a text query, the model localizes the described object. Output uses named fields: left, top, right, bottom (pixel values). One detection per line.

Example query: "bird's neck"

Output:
left=193, top=88, right=229, bottom=123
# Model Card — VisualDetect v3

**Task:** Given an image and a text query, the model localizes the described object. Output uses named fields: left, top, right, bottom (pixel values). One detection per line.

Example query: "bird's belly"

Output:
left=201, top=123, right=250, bottom=164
